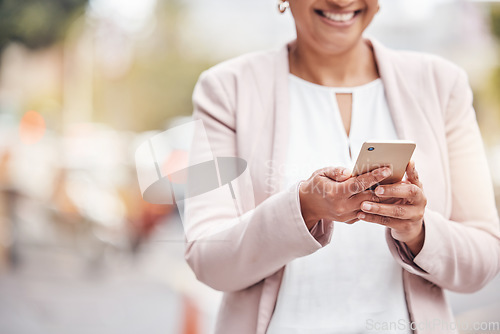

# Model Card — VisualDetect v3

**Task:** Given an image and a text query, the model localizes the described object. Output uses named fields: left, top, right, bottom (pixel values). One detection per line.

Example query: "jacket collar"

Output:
left=369, top=38, right=412, bottom=140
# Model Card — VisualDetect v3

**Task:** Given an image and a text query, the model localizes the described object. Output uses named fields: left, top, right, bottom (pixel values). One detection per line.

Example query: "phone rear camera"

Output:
left=368, top=147, right=375, bottom=151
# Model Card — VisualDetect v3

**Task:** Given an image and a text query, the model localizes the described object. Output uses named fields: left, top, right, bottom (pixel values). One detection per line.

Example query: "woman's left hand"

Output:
left=357, top=160, right=427, bottom=256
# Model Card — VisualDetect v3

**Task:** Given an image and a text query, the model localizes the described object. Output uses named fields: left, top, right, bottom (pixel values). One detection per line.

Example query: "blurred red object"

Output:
left=164, top=150, right=189, bottom=183
left=19, top=110, right=46, bottom=145
left=119, top=185, right=174, bottom=251
left=181, top=296, right=200, bottom=334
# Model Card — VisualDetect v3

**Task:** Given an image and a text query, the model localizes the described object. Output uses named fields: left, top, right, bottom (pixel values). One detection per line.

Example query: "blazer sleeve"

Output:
left=386, top=68, right=500, bottom=293
left=184, top=69, right=333, bottom=292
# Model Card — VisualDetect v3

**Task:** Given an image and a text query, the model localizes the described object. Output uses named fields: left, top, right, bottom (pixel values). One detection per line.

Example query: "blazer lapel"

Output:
left=255, top=43, right=291, bottom=334
left=370, top=39, right=414, bottom=141
left=269, top=43, right=292, bottom=194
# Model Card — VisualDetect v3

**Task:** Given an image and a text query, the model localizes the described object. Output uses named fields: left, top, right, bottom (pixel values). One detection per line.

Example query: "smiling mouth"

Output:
left=315, top=9, right=362, bottom=23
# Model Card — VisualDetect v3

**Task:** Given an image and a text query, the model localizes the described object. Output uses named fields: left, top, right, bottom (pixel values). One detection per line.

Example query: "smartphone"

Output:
left=352, top=140, right=416, bottom=185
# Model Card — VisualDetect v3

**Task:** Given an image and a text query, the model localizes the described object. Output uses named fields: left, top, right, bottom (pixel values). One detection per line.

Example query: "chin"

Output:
left=315, top=33, right=364, bottom=55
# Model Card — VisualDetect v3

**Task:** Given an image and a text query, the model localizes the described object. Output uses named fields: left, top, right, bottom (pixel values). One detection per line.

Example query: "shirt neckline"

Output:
left=288, top=73, right=382, bottom=93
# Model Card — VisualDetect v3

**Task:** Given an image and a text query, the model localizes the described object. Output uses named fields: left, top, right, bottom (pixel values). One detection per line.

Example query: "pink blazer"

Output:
left=184, top=39, right=500, bottom=334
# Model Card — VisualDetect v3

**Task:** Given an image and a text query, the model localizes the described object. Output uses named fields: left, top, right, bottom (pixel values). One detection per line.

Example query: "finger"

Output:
left=320, top=166, right=352, bottom=182
left=360, top=201, right=422, bottom=220
left=332, top=209, right=361, bottom=223
left=379, top=197, right=404, bottom=205
left=345, top=167, right=391, bottom=195
left=405, top=160, right=422, bottom=187
left=374, top=183, right=422, bottom=200
left=344, top=218, right=360, bottom=225
left=357, top=212, right=412, bottom=228
left=352, top=190, right=381, bottom=205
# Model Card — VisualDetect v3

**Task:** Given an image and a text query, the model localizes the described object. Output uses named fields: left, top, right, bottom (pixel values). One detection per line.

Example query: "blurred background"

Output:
left=1, top=0, right=500, bottom=333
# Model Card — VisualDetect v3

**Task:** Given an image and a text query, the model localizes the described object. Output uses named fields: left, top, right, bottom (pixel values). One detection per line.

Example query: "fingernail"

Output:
left=382, top=168, right=391, bottom=177
left=376, top=187, right=384, bottom=195
left=362, top=203, right=372, bottom=211
left=343, top=169, right=351, bottom=176
left=358, top=213, right=366, bottom=219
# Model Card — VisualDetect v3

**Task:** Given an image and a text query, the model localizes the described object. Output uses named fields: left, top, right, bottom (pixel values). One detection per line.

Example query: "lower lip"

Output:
left=317, top=11, right=358, bottom=28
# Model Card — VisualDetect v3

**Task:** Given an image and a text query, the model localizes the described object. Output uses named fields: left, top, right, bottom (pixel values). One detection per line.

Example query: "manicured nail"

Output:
left=382, top=168, right=391, bottom=177
left=376, top=187, right=384, bottom=195
left=358, top=213, right=366, bottom=219
left=362, top=203, right=372, bottom=211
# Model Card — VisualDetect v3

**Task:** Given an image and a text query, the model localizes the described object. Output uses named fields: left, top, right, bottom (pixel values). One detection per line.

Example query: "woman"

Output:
left=184, top=1, right=500, bottom=333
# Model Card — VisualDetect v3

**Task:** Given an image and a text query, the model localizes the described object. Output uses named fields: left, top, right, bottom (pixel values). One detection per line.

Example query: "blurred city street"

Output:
left=0, top=201, right=221, bottom=334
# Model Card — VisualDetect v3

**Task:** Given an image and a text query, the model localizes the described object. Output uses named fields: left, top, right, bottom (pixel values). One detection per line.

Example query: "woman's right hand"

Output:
left=299, top=166, right=392, bottom=230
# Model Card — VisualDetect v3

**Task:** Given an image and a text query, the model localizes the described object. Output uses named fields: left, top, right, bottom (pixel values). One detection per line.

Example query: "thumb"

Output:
left=321, top=166, right=351, bottom=182
left=406, top=160, right=422, bottom=187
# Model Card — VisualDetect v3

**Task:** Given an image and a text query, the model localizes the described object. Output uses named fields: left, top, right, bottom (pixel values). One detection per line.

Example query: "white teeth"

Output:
left=323, top=11, right=355, bottom=22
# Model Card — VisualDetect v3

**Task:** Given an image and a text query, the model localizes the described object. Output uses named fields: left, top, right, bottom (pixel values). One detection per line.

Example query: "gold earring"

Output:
left=278, top=0, right=289, bottom=14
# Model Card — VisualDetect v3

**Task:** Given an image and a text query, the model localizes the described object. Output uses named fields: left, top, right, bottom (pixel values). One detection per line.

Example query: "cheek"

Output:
left=289, top=0, right=310, bottom=17
left=290, top=9, right=315, bottom=36
left=366, top=0, right=379, bottom=10
left=357, top=9, right=378, bottom=32
left=363, top=1, right=379, bottom=24
left=290, top=3, right=311, bottom=24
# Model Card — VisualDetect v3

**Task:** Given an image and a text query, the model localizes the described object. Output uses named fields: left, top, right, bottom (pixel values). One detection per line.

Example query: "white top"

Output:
left=266, top=74, right=410, bottom=334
